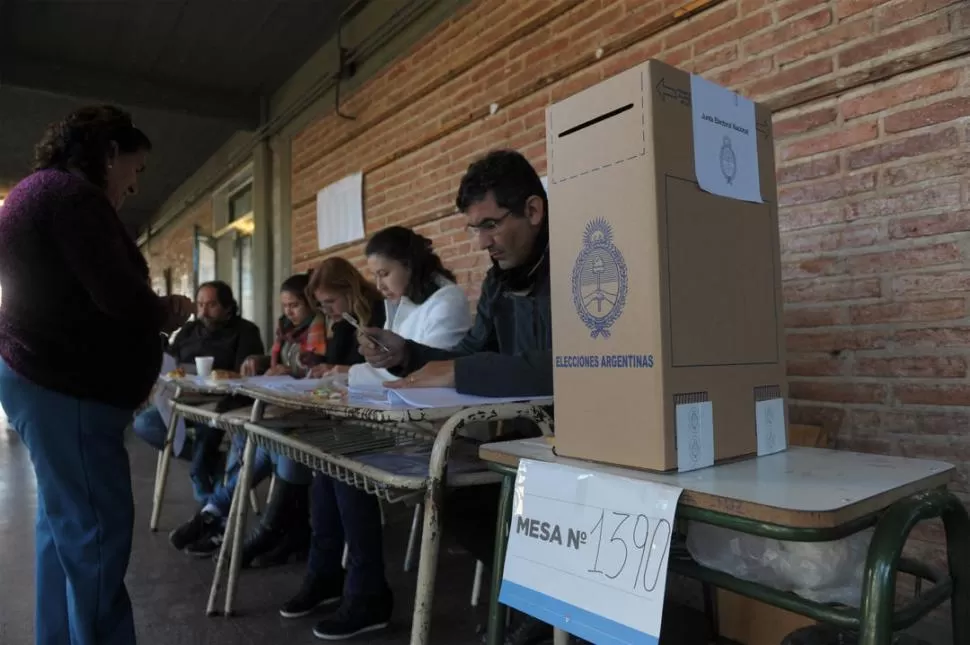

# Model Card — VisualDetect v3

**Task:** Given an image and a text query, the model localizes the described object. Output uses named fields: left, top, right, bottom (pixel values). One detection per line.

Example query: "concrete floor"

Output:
left=0, top=422, right=716, bottom=645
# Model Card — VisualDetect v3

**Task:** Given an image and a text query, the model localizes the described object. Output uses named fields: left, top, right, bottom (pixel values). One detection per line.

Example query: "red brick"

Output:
left=746, top=56, right=834, bottom=98
left=778, top=172, right=876, bottom=206
left=847, top=127, right=959, bottom=170
left=889, top=210, right=970, bottom=238
left=783, top=257, right=843, bottom=280
left=663, top=2, right=739, bottom=49
left=851, top=409, right=970, bottom=436
left=710, top=57, right=774, bottom=89
left=743, top=9, right=833, bottom=56
left=838, top=16, right=950, bottom=68
left=784, top=276, right=881, bottom=303
left=847, top=183, right=962, bottom=220
left=692, top=45, right=739, bottom=74
left=895, top=327, right=970, bottom=348
left=849, top=299, right=966, bottom=325
left=772, top=107, right=838, bottom=138
left=896, top=384, right=970, bottom=406
left=775, top=17, right=873, bottom=66
left=780, top=222, right=882, bottom=254
left=836, top=0, right=888, bottom=19
left=787, top=329, right=891, bottom=352
left=780, top=202, right=849, bottom=230
left=787, top=355, right=845, bottom=375
left=785, top=306, right=845, bottom=328
left=877, top=0, right=963, bottom=28
left=884, top=97, right=970, bottom=134
left=840, top=435, right=896, bottom=455
left=844, top=242, right=962, bottom=274
left=894, top=271, right=970, bottom=297
left=840, top=69, right=960, bottom=121
left=781, top=121, right=878, bottom=161
left=693, top=10, right=774, bottom=55
left=740, top=0, right=770, bottom=13
left=856, top=356, right=967, bottom=378
left=790, top=381, right=887, bottom=404
left=777, top=155, right=841, bottom=184
left=777, top=0, right=827, bottom=20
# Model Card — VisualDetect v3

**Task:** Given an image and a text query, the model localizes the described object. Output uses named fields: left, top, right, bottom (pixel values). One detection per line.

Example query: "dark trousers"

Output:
left=0, top=358, right=137, bottom=645
left=307, top=475, right=389, bottom=598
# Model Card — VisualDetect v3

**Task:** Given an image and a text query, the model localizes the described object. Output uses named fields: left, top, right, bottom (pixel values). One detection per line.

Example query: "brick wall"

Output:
left=143, top=199, right=213, bottom=296
left=289, top=0, right=968, bottom=607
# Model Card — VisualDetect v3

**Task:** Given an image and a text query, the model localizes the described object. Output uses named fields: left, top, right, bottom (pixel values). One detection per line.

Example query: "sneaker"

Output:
left=183, top=526, right=224, bottom=558
left=279, top=573, right=344, bottom=619
left=312, top=594, right=392, bottom=641
left=169, top=509, right=218, bottom=551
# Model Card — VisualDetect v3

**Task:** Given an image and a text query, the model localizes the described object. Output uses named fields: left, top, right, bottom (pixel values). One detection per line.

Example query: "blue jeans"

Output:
left=132, top=406, right=223, bottom=503
left=308, top=475, right=388, bottom=598
left=0, top=358, right=136, bottom=645
left=203, top=434, right=313, bottom=516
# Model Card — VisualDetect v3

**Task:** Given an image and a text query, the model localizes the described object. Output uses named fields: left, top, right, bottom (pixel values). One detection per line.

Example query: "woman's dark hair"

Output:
left=33, top=105, right=152, bottom=189
left=365, top=226, right=456, bottom=304
left=280, top=273, right=312, bottom=307
left=197, top=280, right=239, bottom=318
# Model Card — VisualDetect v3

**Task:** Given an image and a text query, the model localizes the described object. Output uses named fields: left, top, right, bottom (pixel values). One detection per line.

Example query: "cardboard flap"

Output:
left=547, top=67, right=647, bottom=183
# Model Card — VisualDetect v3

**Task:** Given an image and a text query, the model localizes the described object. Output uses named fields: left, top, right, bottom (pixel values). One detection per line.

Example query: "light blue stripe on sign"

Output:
left=499, top=581, right=659, bottom=645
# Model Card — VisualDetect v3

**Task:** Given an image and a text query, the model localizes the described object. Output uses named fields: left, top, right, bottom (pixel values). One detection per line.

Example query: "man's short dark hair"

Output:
left=456, top=149, right=547, bottom=218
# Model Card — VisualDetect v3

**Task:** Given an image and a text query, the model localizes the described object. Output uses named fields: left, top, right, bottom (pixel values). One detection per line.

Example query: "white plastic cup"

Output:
left=195, top=356, right=215, bottom=379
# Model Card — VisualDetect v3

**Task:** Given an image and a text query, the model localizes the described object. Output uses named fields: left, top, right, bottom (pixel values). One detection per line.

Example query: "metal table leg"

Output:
left=149, top=394, right=182, bottom=531
left=858, top=489, right=970, bottom=645
left=486, top=471, right=515, bottom=645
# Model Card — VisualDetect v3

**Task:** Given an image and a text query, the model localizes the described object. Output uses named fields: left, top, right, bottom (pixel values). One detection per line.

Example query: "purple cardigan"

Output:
left=0, top=169, right=166, bottom=409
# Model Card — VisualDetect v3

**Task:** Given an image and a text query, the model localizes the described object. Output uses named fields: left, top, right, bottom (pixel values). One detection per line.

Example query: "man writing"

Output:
left=359, top=149, right=554, bottom=645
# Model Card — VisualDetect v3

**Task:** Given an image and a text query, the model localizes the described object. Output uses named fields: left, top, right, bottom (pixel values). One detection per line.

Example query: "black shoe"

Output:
left=241, top=480, right=309, bottom=569
left=169, top=509, right=219, bottom=551
left=280, top=573, right=345, bottom=619
left=183, top=524, right=224, bottom=558
left=312, top=594, right=392, bottom=640
left=255, top=520, right=310, bottom=567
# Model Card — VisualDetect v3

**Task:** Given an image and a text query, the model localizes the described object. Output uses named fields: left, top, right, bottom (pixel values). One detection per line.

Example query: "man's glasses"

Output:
left=466, top=210, right=513, bottom=235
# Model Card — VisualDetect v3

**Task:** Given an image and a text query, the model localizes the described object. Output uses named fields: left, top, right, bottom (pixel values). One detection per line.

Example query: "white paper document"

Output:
left=675, top=400, right=714, bottom=473
left=347, top=386, right=548, bottom=409
left=316, top=172, right=364, bottom=251
left=690, top=74, right=762, bottom=204
left=500, top=459, right=682, bottom=645
left=756, top=397, right=788, bottom=457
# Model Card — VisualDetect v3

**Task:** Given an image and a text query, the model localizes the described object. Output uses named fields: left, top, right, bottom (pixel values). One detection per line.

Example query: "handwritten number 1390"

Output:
left=587, top=510, right=672, bottom=593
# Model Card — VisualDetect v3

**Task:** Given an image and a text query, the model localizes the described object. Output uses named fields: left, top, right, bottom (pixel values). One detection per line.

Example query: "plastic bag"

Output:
left=685, top=521, right=874, bottom=607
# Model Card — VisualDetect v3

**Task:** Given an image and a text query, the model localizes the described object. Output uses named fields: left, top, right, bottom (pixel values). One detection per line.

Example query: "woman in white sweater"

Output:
left=331, top=226, right=472, bottom=391
left=277, top=226, right=472, bottom=632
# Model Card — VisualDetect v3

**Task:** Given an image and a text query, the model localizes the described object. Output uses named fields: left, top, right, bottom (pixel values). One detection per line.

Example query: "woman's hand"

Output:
left=307, top=364, right=333, bottom=378
left=264, top=364, right=289, bottom=377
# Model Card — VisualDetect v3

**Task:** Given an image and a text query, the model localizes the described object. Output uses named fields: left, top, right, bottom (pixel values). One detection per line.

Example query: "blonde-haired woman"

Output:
left=305, top=256, right=386, bottom=374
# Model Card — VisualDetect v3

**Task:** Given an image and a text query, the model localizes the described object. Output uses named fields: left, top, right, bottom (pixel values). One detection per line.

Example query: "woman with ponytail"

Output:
left=340, top=225, right=472, bottom=389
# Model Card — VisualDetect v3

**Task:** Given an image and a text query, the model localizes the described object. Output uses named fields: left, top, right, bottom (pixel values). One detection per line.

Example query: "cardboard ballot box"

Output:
left=546, top=59, right=787, bottom=472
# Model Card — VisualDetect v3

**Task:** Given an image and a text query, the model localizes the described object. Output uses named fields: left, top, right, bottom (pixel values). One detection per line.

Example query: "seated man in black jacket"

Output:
left=358, top=149, right=553, bottom=645
left=132, top=280, right=264, bottom=502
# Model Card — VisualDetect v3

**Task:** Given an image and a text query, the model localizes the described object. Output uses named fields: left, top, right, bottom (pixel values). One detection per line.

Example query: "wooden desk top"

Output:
left=479, top=439, right=954, bottom=528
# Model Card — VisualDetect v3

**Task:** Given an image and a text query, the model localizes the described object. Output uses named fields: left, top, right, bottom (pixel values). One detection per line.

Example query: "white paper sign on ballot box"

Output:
left=500, top=459, right=683, bottom=645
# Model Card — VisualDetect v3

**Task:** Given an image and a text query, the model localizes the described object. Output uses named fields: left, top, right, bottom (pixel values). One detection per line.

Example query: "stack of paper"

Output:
left=348, top=386, right=547, bottom=409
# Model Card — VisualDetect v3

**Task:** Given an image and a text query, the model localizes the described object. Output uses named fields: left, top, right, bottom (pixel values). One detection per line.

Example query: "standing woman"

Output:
left=0, top=106, right=192, bottom=645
